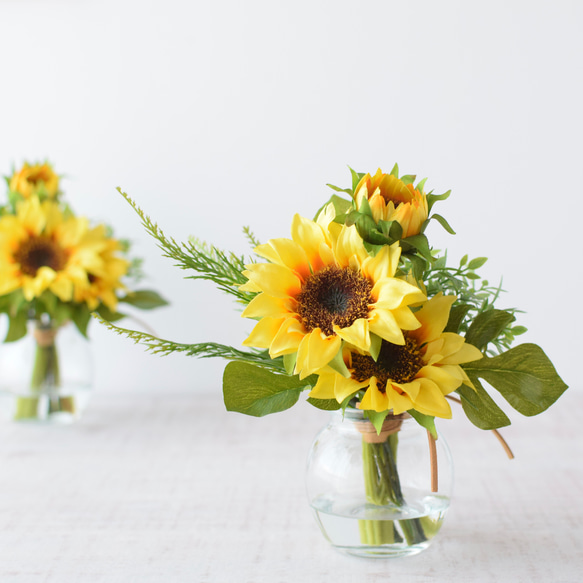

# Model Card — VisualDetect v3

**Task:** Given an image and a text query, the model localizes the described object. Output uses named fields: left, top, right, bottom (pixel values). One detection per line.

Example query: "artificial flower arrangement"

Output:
left=104, top=165, right=567, bottom=556
left=0, top=161, right=167, bottom=421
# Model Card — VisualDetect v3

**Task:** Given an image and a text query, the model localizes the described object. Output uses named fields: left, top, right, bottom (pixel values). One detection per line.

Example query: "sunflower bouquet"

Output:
left=0, top=162, right=167, bottom=421
left=104, top=164, right=567, bottom=554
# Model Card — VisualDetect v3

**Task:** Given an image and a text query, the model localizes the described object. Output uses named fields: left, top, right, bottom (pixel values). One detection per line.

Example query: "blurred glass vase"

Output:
left=0, top=318, right=93, bottom=424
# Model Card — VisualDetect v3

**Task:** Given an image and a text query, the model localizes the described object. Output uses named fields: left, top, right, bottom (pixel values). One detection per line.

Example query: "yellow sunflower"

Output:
left=72, top=225, right=130, bottom=311
left=8, top=162, right=60, bottom=200
left=0, top=197, right=105, bottom=303
left=354, top=168, right=428, bottom=238
left=240, top=214, right=426, bottom=379
left=308, top=293, right=483, bottom=418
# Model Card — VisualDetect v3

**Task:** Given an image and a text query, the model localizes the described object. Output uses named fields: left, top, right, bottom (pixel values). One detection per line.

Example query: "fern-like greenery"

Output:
left=117, top=188, right=256, bottom=304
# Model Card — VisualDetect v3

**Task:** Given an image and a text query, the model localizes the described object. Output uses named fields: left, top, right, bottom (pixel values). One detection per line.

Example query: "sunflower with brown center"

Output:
left=240, top=214, right=426, bottom=379
left=0, top=196, right=124, bottom=305
left=308, top=293, right=483, bottom=418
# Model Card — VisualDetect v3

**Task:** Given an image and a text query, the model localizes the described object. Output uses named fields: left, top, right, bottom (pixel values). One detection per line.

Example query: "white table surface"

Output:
left=0, top=386, right=581, bottom=583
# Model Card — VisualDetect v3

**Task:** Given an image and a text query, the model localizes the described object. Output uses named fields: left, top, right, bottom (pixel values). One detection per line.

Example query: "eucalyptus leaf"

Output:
left=223, top=361, right=315, bottom=417
left=462, top=344, right=568, bottom=417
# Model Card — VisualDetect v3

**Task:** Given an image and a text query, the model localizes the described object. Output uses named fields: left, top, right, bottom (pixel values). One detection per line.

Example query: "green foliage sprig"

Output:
left=117, top=189, right=255, bottom=304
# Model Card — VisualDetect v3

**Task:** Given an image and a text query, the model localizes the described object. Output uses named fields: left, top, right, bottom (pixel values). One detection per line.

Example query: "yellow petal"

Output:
left=439, top=339, right=483, bottom=365
left=241, top=292, right=293, bottom=319
left=334, top=225, right=369, bottom=268
left=386, top=387, right=415, bottom=415
left=410, top=293, right=456, bottom=344
left=368, top=307, right=405, bottom=345
left=334, top=318, right=370, bottom=352
left=295, top=330, right=341, bottom=379
left=269, top=317, right=305, bottom=357
left=308, top=372, right=337, bottom=400
left=243, top=263, right=302, bottom=298
left=372, top=278, right=426, bottom=309
left=361, top=242, right=400, bottom=282
left=291, top=214, right=329, bottom=272
left=360, top=377, right=389, bottom=412
left=391, top=305, right=422, bottom=331
left=242, top=317, right=285, bottom=349
left=412, top=377, right=452, bottom=418
left=254, top=238, right=311, bottom=282
left=416, top=365, right=462, bottom=395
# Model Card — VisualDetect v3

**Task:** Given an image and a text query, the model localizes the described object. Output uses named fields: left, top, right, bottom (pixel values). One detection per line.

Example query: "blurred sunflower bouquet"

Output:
left=0, top=161, right=167, bottom=420
left=105, top=164, right=567, bottom=549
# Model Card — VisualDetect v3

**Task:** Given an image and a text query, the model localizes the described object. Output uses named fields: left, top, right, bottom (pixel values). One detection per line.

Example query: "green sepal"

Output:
left=283, top=352, right=297, bottom=375
left=456, top=380, right=511, bottom=430
left=389, top=163, right=399, bottom=178
left=430, top=213, right=456, bottom=235
left=465, top=309, right=516, bottom=351
left=223, top=361, right=316, bottom=417
left=400, top=174, right=416, bottom=186
left=369, top=333, right=382, bottom=362
left=325, top=183, right=353, bottom=196
left=462, top=343, right=568, bottom=417
left=426, top=190, right=451, bottom=213
left=349, top=166, right=365, bottom=192
left=363, top=409, right=390, bottom=434
left=327, top=347, right=350, bottom=378
left=408, top=410, right=438, bottom=439
left=119, top=290, right=169, bottom=310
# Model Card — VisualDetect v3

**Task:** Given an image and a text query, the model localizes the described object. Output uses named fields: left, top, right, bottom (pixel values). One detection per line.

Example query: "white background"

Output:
left=0, top=0, right=581, bottom=394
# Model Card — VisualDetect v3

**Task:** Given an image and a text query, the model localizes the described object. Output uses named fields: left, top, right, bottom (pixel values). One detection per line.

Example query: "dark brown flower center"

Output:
left=296, top=265, right=372, bottom=336
left=351, top=337, right=424, bottom=393
left=13, top=235, right=67, bottom=277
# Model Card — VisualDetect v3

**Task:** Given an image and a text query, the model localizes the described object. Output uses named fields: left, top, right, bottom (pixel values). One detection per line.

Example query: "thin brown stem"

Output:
left=446, top=394, right=515, bottom=459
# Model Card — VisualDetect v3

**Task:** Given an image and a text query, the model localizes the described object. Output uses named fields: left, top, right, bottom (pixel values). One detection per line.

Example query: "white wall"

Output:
left=0, top=0, right=581, bottom=393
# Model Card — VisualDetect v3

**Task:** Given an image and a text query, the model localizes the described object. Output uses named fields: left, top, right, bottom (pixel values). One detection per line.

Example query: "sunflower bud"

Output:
left=354, top=168, right=428, bottom=238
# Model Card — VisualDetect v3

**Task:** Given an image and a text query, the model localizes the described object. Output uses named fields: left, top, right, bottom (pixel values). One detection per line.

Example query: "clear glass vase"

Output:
left=0, top=319, right=93, bottom=424
left=306, top=408, right=453, bottom=558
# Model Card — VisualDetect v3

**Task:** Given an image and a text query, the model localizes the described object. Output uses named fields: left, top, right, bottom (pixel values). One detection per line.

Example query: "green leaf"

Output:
left=407, top=410, right=437, bottom=439
left=119, top=290, right=169, bottom=310
left=95, top=304, right=126, bottom=323
left=400, top=234, right=432, bottom=260
left=462, top=344, right=568, bottom=417
left=369, top=333, right=382, bottom=361
left=325, top=183, right=353, bottom=195
left=4, top=310, right=28, bottom=342
left=223, top=361, right=314, bottom=417
left=71, top=305, right=92, bottom=338
left=430, top=213, right=456, bottom=235
left=459, top=254, right=468, bottom=267
left=456, top=380, right=511, bottom=430
left=465, top=309, right=516, bottom=351
left=327, top=348, right=351, bottom=377
left=468, top=257, right=488, bottom=270
left=306, top=397, right=342, bottom=411
left=445, top=303, right=471, bottom=334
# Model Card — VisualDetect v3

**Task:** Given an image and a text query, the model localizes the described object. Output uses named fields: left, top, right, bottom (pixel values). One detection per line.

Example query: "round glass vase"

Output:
left=0, top=319, right=93, bottom=424
left=306, top=409, right=453, bottom=558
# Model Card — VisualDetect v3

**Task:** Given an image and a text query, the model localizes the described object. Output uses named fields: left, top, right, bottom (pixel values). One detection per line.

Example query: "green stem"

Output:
left=360, top=433, right=427, bottom=547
